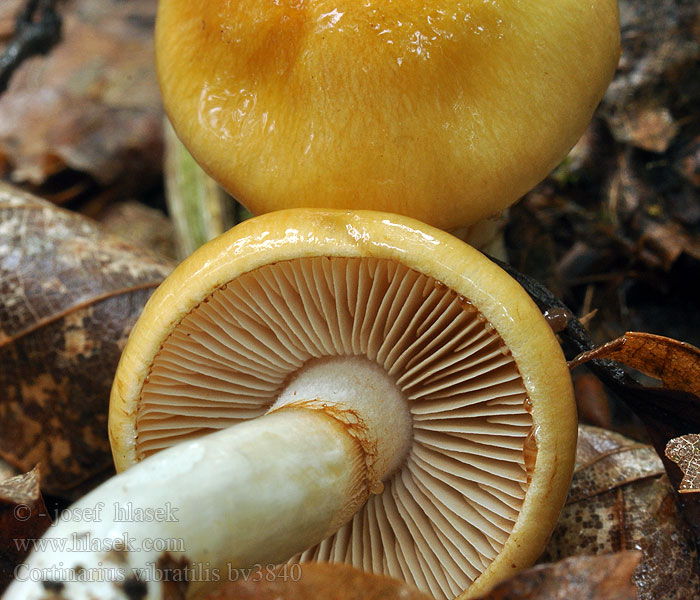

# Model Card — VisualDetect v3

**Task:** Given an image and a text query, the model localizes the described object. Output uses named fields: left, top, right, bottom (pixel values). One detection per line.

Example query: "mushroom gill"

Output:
left=136, top=255, right=532, bottom=599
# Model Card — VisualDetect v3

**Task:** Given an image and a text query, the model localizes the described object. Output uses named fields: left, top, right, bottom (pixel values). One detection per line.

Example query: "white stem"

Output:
left=272, top=357, right=412, bottom=482
left=5, top=357, right=411, bottom=600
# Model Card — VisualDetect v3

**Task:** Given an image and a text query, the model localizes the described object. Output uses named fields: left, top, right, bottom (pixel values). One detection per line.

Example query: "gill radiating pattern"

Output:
left=137, top=256, right=532, bottom=599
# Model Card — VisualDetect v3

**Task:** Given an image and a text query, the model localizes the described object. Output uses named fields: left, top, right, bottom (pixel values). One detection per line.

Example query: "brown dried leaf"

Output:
left=204, top=562, right=431, bottom=600
left=676, top=135, right=700, bottom=189
left=601, top=0, right=700, bottom=151
left=0, top=459, right=18, bottom=483
left=97, top=200, right=177, bottom=261
left=574, top=372, right=612, bottom=430
left=614, top=105, right=679, bottom=154
left=0, top=465, right=52, bottom=590
left=0, top=0, right=161, bottom=195
left=474, top=553, right=639, bottom=600
left=665, top=434, right=700, bottom=493
left=569, top=331, right=700, bottom=397
left=542, top=425, right=700, bottom=599
left=0, top=2, right=24, bottom=41
left=568, top=426, right=664, bottom=502
left=637, top=219, right=700, bottom=269
left=0, top=182, right=173, bottom=496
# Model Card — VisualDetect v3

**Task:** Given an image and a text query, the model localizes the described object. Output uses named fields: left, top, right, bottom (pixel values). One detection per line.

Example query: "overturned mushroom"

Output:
left=5, top=209, right=576, bottom=600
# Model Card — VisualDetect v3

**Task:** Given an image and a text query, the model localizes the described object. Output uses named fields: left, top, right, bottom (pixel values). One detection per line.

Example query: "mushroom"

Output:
left=156, top=0, right=620, bottom=230
left=5, top=209, right=576, bottom=600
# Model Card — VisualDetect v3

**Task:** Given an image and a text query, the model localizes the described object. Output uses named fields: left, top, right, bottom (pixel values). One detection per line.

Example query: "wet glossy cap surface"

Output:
left=157, top=0, right=619, bottom=229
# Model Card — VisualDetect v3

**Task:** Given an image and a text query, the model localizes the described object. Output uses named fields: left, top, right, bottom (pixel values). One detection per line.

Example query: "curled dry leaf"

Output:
left=204, top=562, right=430, bottom=600
left=474, top=552, right=639, bottom=600
left=542, top=425, right=700, bottom=599
left=569, top=331, right=700, bottom=397
left=0, top=182, right=173, bottom=496
left=0, top=465, right=52, bottom=590
left=665, top=434, right=700, bottom=493
left=0, top=0, right=161, bottom=197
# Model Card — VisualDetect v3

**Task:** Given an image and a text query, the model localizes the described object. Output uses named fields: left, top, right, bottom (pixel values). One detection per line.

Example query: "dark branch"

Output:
left=0, top=0, right=62, bottom=94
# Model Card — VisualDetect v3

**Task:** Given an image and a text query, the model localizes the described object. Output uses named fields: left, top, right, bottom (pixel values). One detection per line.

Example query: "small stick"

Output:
left=0, top=0, right=62, bottom=94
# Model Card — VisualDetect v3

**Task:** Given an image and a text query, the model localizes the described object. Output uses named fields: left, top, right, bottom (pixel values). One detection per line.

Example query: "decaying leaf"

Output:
left=573, top=372, right=612, bottom=430
left=204, top=562, right=430, bottom=600
left=0, top=1, right=26, bottom=41
left=601, top=0, right=700, bottom=152
left=665, top=434, right=700, bottom=493
left=569, top=331, right=700, bottom=396
left=0, top=182, right=173, bottom=496
left=506, top=0, right=700, bottom=362
left=542, top=425, right=700, bottom=599
left=0, top=0, right=161, bottom=198
left=97, top=200, right=177, bottom=261
left=475, top=552, right=639, bottom=600
left=0, top=459, right=17, bottom=483
left=0, top=465, right=52, bottom=590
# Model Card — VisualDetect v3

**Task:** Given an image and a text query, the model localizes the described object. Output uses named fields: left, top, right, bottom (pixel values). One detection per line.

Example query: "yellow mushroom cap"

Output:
left=110, top=209, right=576, bottom=598
left=156, top=0, right=619, bottom=230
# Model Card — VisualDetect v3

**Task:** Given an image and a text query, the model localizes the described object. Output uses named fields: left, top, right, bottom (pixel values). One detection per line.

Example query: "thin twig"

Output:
left=0, top=0, right=62, bottom=94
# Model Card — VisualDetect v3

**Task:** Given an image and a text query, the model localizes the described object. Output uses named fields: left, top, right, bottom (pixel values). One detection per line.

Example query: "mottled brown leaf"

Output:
left=475, top=553, right=639, bottom=600
left=0, top=182, right=173, bottom=496
left=568, top=426, right=664, bottom=503
left=0, top=0, right=161, bottom=196
left=0, top=465, right=52, bottom=591
left=665, top=434, right=700, bottom=493
left=569, top=331, right=700, bottom=397
left=204, top=562, right=430, bottom=600
left=542, top=425, right=700, bottom=600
